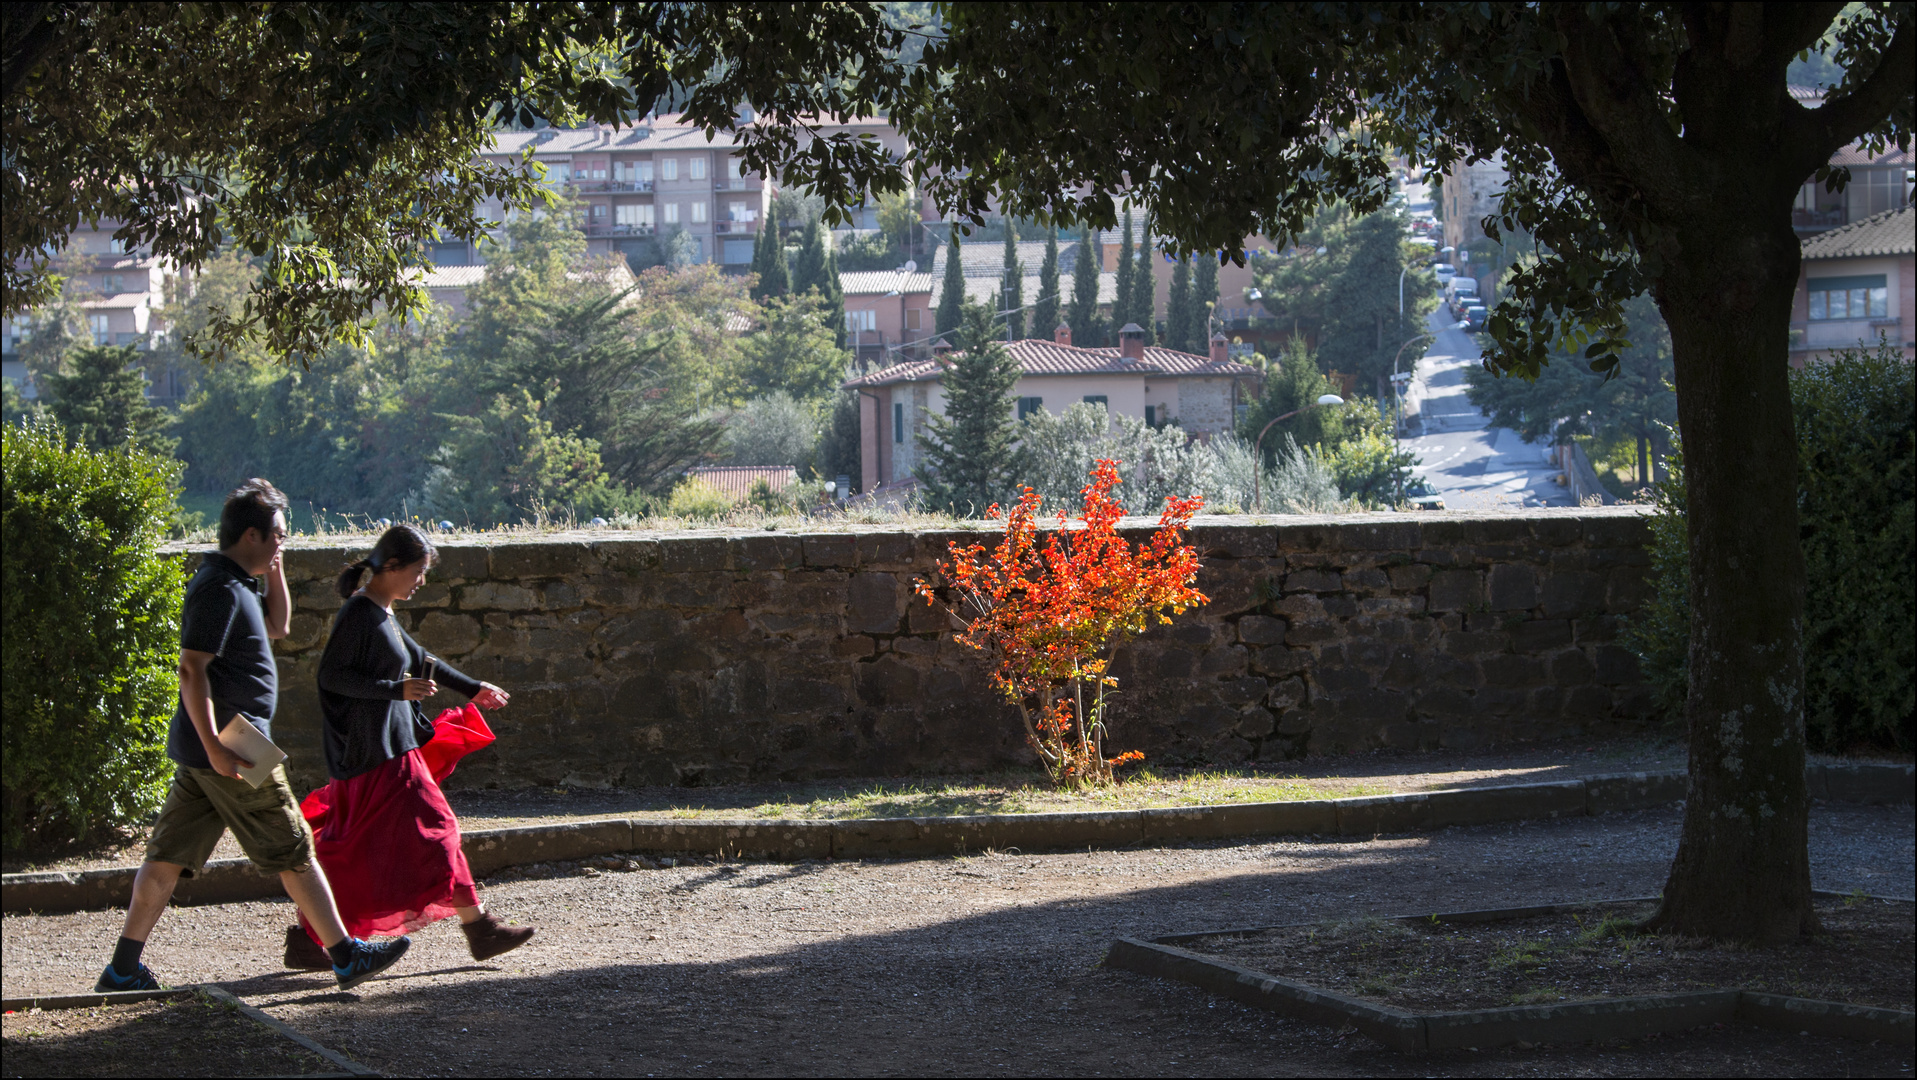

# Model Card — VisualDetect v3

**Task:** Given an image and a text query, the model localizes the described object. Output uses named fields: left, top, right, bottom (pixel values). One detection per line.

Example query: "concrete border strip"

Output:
left=6, top=763, right=1910, bottom=915
left=1107, top=895, right=1917, bottom=1051
left=200, top=985, right=381, bottom=1077
left=1, top=987, right=193, bottom=1012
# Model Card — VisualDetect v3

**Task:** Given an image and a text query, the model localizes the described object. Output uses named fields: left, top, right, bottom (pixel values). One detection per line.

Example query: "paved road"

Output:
left=1393, top=179, right=1576, bottom=510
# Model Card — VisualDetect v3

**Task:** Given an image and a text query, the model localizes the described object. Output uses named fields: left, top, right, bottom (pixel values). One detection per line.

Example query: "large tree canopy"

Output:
left=891, top=2, right=1914, bottom=944
left=1, top=1, right=913, bottom=359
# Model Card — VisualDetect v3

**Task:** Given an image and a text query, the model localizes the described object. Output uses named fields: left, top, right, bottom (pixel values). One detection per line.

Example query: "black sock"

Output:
left=326, top=938, right=358, bottom=967
left=111, top=936, right=145, bottom=977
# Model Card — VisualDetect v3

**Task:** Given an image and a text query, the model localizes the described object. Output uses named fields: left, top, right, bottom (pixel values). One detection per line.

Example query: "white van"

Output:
left=1444, top=277, right=1478, bottom=306
left=1432, top=262, right=1457, bottom=287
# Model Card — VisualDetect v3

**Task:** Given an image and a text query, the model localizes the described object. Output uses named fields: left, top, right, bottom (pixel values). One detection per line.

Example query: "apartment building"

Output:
left=2, top=224, right=180, bottom=401
left=1789, top=205, right=1914, bottom=365
left=452, top=115, right=775, bottom=272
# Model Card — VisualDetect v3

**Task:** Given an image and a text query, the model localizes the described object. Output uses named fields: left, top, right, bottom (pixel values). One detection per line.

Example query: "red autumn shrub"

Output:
left=917, top=459, right=1208, bottom=788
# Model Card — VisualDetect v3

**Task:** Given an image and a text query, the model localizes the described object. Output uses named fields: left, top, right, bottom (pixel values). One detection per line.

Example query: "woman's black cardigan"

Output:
left=317, top=595, right=483, bottom=780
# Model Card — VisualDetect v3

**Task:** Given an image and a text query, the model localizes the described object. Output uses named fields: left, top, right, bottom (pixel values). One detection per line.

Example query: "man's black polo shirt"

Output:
left=166, top=552, right=278, bottom=768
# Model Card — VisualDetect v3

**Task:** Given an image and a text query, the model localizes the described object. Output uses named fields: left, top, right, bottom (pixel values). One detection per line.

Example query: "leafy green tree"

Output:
left=1239, top=339, right=1349, bottom=455
left=877, top=185, right=922, bottom=259
left=750, top=223, right=790, bottom=300
left=1111, top=209, right=1137, bottom=337
left=897, top=3, right=1914, bottom=941
left=935, top=229, right=965, bottom=343
left=3, top=418, right=183, bottom=848
left=1034, top=226, right=1061, bottom=339
left=1319, top=397, right=1417, bottom=507
left=43, top=345, right=175, bottom=456
left=1318, top=211, right=1422, bottom=393
left=1000, top=223, right=1024, bottom=340
left=1466, top=293, right=1677, bottom=489
left=422, top=388, right=609, bottom=525
left=820, top=385, right=863, bottom=493
left=1067, top=227, right=1103, bottom=347
left=915, top=304, right=1021, bottom=514
left=2, top=377, right=42, bottom=428
left=4, top=3, right=918, bottom=359
left=733, top=294, right=851, bottom=405
left=720, top=392, right=820, bottom=469
left=1167, top=257, right=1195, bottom=353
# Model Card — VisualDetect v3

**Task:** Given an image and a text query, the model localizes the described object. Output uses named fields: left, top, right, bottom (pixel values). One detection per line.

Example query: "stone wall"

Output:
left=172, top=507, right=1659, bottom=792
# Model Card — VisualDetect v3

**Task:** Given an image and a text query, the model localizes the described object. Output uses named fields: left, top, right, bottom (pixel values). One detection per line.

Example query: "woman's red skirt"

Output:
left=299, top=705, right=494, bottom=942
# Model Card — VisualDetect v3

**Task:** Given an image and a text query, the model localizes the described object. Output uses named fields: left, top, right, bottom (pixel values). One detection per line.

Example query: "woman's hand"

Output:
left=400, top=677, right=438, bottom=701
left=472, top=682, right=510, bottom=710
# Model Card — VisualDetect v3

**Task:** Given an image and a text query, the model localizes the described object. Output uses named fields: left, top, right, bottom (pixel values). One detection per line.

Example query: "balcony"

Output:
left=713, top=178, right=751, bottom=191
left=714, top=220, right=760, bottom=234
left=568, top=179, right=654, bottom=194
left=584, top=223, right=657, bottom=238
left=1791, top=318, right=1904, bottom=350
left=1792, top=207, right=1847, bottom=231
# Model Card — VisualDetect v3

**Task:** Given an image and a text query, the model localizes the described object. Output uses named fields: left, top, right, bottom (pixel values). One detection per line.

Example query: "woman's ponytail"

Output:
left=336, top=557, right=374, bottom=599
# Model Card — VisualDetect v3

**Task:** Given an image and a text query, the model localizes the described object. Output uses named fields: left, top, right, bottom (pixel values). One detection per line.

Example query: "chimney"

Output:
left=932, top=336, right=954, bottom=360
left=1210, top=332, right=1229, bottom=364
left=1118, top=322, right=1145, bottom=361
left=1054, top=323, right=1072, bottom=346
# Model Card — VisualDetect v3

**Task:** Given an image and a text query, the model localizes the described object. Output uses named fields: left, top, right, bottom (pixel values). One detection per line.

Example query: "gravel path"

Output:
left=4, top=804, right=1910, bottom=1076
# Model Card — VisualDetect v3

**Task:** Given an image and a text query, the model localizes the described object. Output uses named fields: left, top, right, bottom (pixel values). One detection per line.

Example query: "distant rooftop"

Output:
left=1801, top=205, right=1915, bottom=260
left=842, top=338, right=1258, bottom=389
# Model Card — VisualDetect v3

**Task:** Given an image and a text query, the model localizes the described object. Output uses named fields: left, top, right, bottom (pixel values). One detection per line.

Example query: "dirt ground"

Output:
left=1185, top=896, right=1916, bottom=1012
left=4, top=802, right=1912, bottom=1077
left=6, top=739, right=1701, bottom=874
left=0, top=991, right=333, bottom=1077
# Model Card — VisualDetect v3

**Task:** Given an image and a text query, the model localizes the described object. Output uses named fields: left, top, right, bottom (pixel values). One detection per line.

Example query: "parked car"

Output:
left=1444, top=278, right=1478, bottom=310
left=1403, top=478, right=1445, bottom=510
left=1463, top=304, right=1489, bottom=330
left=1432, top=262, right=1456, bottom=287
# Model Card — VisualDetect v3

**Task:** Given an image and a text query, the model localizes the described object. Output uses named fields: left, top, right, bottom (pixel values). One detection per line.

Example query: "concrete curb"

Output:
left=202, top=985, right=381, bottom=1076
left=6, top=763, right=1910, bottom=915
left=1, top=987, right=194, bottom=1012
left=1108, top=898, right=1917, bottom=1051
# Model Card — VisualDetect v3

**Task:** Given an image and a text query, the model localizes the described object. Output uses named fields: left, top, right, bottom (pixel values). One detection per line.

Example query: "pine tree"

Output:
left=1067, top=227, right=1103, bottom=347
left=1000, top=223, right=1024, bottom=340
left=750, top=223, right=789, bottom=300
left=44, top=345, right=177, bottom=456
left=915, top=303, right=1022, bottom=515
left=1034, top=226, right=1061, bottom=339
left=1167, top=257, right=1194, bottom=353
left=1131, top=220, right=1156, bottom=345
left=792, top=217, right=828, bottom=296
left=935, top=229, right=965, bottom=343
left=1194, top=253, right=1220, bottom=349
left=1111, top=208, right=1136, bottom=339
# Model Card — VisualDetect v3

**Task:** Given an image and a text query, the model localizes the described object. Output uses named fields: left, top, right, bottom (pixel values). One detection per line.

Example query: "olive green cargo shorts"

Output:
left=144, top=764, right=315, bottom=877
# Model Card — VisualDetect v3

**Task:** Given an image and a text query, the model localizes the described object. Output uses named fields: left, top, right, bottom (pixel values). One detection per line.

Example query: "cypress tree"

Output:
left=1034, top=226, right=1061, bottom=339
left=750, top=223, right=789, bottom=300
left=1167, top=256, right=1194, bottom=353
left=1194, top=252, right=1220, bottom=348
left=1112, top=208, right=1135, bottom=339
left=935, top=228, right=964, bottom=343
left=44, top=345, right=176, bottom=456
left=1131, top=220, right=1156, bottom=345
left=792, top=217, right=828, bottom=296
left=1066, top=226, right=1102, bottom=347
left=1000, top=223, right=1024, bottom=340
left=821, top=237, right=846, bottom=350
left=915, top=303, right=1022, bottom=516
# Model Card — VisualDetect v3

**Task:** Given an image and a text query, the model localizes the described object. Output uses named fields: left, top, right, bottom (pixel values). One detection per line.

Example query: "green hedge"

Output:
left=2, top=419, right=187, bottom=848
left=1624, top=345, right=1915, bottom=750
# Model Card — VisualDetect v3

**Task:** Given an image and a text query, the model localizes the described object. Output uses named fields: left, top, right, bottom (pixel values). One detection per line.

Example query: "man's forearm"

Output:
left=264, top=562, right=291, bottom=639
left=179, top=665, right=224, bottom=758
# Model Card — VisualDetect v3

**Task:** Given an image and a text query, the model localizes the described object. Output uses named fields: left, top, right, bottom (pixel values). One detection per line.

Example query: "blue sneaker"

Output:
left=94, top=963, right=162, bottom=992
left=332, top=936, right=410, bottom=990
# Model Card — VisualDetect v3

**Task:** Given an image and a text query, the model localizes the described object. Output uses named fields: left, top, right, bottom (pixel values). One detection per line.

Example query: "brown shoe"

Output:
left=462, top=913, right=534, bottom=961
left=284, top=926, right=332, bottom=971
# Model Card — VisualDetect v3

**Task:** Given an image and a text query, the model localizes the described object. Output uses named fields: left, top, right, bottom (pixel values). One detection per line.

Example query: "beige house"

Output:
left=1789, top=205, right=1915, bottom=364
left=3, top=223, right=181, bottom=400
left=842, top=325, right=1260, bottom=492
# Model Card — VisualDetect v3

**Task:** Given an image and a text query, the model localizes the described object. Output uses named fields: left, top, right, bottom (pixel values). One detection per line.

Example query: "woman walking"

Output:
left=286, top=524, right=534, bottom=968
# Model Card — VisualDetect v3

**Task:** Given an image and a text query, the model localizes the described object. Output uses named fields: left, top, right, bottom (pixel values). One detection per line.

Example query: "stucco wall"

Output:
left=173, top=508, right=1660, bottom=793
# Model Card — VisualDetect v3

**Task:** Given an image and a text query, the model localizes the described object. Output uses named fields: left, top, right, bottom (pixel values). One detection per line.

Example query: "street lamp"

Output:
left=1254, top=394, right=1345, bottom=513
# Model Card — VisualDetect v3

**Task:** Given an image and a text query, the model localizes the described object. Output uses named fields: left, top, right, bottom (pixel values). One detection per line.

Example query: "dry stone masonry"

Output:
left=173, top=508, right=1659, bottom=792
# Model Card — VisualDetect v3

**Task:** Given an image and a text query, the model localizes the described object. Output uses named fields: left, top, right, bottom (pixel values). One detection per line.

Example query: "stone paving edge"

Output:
left=4, top=764, right=1909, bottom=915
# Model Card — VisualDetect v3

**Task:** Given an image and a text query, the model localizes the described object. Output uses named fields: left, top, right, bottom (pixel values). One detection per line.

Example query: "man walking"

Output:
left=97, top=479, right=410, bottom=992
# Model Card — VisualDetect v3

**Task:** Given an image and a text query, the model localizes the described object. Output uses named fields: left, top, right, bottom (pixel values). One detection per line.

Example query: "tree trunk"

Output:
left=1636, top=434, right=1648, bottom=489
left=1646, top=212, right=1816, bottom=943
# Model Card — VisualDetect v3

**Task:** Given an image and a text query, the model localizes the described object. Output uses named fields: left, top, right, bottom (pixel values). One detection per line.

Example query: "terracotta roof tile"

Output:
left=843, top=339, right=1259, bottom=388
left=685, top=466, right=798, bottom=502
left=1801, top=205, right=1915, bottom=260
